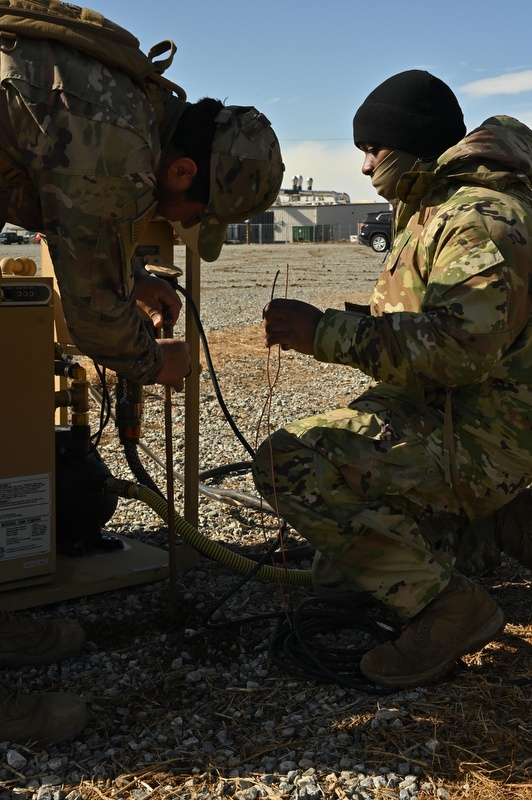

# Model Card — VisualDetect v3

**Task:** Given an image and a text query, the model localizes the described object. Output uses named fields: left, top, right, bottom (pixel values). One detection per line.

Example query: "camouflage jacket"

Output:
left=0, top=37, right=164, bottom=382
left=314, top=116, right=532, bottom=516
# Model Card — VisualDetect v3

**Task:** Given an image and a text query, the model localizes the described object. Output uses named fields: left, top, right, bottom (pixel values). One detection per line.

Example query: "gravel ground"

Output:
left=1, top=242, right=531, bottom=800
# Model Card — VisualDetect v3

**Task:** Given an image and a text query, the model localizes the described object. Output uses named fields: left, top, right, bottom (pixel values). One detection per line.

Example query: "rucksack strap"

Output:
left=0, top=0, right=187, bottom=103
left=0, top=1, right=190, bottom=184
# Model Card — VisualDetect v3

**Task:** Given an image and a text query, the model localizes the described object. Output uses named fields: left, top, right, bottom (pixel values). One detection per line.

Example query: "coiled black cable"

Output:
left=269, top=597, right=399, bottom=693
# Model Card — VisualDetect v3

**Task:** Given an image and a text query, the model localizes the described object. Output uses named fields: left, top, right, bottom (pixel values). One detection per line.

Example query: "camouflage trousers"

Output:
left=252, top=402, right=470, bottom=619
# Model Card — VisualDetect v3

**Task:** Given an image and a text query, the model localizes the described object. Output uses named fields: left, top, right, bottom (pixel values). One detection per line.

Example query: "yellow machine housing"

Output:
left=0, top=276, right=56, bottom=588
left=0, top=222, right=185, bottom=610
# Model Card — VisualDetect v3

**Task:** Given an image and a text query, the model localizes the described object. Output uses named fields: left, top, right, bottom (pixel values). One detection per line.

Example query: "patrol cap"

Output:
left=198, top=106, right=284, bottom=262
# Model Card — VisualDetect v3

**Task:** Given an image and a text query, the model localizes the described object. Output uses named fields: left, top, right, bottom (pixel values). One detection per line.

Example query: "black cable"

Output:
left=201, top=527, right=288, bottom=629
left=198, top=461, right=252, bottom=481
left=203, top=572, right=400, bottom=693
left=175, top=283, right=256, bottom=458
left=268, top=597, right=399, bottom=693
left=90, top=363, right=111, bottom=448
left=198, top=491, right=400, bottom=694
left=122, top=441, right=166, bottom=500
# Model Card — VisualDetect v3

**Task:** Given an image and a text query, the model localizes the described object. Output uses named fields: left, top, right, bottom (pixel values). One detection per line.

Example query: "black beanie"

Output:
left=353, top=70, right=466, bottom=158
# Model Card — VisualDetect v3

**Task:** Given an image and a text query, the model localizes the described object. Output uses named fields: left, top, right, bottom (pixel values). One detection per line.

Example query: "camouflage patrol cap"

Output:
left=198, top=106, right=284, bottom=262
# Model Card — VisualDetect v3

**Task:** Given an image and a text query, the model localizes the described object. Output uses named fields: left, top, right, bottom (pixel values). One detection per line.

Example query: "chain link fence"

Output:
left=226, top=222, right=361, bottom=245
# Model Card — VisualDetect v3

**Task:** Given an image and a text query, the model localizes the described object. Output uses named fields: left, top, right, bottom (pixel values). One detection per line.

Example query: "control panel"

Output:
left=1, top=282, right=53, bottom=306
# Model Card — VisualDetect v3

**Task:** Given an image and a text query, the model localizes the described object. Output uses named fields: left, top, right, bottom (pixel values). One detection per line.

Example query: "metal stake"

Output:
left=163, top=320, right=177, bottom=613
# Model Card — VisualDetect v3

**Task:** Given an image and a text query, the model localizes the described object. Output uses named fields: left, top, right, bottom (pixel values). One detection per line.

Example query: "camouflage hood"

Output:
left=439, top=114, right=532, bottom=184
left=397, top=115, right=532, bottom=207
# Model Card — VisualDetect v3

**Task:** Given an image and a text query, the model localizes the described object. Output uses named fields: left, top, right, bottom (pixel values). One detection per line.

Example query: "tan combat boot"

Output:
left=360, top=574, right=505, bottom=688
left=0, top=610, right=85, bottom=666
left=0, top=687, right=87, bottom=745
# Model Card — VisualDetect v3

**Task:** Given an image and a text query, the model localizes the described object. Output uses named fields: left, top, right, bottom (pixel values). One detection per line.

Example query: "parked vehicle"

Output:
left=22, top=230, right=41, bottom=244
left=0, top=230, right=23, bottom=245
left=358, top=211, right=393, bottom=252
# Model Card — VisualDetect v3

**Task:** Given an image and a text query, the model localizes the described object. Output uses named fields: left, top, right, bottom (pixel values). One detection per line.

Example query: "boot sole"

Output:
left=360, top=607, right=506, bottom=689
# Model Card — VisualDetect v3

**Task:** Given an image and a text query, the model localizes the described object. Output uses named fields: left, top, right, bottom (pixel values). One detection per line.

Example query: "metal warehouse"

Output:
left=226, top=175, right=390, bottom=244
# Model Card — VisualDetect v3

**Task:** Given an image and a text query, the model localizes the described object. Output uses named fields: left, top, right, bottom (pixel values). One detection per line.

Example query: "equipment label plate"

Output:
left=0, top=473, right=51, bottom=560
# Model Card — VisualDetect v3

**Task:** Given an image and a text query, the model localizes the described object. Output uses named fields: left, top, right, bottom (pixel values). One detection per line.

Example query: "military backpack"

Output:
left=0, top=0, right=187, bottom=121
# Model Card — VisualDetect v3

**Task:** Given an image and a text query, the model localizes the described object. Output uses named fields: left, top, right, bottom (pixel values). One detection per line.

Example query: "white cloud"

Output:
left=460, top=70, right=532, bottom=98
left=279, top=140, right=382, bottom=203
left=514, top=110, right=532, bottom=130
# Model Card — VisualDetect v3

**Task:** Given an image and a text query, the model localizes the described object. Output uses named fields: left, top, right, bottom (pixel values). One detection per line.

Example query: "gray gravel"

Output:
left=0, top=243, right=507, bottom=799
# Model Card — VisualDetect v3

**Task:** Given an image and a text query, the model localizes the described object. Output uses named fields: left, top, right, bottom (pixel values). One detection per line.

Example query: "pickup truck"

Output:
left=0, top=230, right=24, bottom=245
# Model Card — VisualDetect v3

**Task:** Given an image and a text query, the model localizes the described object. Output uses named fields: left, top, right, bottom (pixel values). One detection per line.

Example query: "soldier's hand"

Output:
left=263, top=298, right=323, bottom=354
left=155, top=339, right=191, bottom=391
left=134, top=275, right=182, bottom=329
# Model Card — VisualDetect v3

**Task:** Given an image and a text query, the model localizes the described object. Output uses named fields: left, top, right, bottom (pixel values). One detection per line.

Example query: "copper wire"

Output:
left=255, top=265, right=294, bottom=616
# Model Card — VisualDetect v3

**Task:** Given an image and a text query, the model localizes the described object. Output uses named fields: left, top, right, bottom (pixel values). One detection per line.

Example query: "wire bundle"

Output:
left=269, top=597, right=400, bottom=692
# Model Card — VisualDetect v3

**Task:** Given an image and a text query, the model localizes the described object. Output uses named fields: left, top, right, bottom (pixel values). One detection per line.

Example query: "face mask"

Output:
left=371, top=150, right=419, bottom=203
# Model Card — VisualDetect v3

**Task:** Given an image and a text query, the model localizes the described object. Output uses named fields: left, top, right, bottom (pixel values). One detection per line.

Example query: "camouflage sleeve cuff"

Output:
left=130, top=339, right=164, bottom=385
left=94, top=345, right=164, bottom=384
left=87, top=318, right=164, bottom=385
left=314, top=307, right=369, bottom=365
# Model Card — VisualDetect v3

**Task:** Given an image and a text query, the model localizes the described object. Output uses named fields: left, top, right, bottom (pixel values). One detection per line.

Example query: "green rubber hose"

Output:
left=106, top=477, right=312, bottom=586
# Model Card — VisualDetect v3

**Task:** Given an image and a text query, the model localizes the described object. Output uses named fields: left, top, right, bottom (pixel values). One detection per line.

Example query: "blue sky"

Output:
left=90, top=0, right=532, bottom=202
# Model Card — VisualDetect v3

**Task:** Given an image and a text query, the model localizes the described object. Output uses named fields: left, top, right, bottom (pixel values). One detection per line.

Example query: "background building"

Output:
left=226, top=175, right=390, bottom=244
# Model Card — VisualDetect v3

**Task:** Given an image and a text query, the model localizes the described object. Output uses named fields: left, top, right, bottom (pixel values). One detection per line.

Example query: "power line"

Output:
left=281, top=137, right=352, bottom=142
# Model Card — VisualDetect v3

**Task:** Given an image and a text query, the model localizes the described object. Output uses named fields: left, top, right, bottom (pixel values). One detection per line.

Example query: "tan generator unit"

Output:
left=0, top=276, right=56, bottom=588
left=0, top=221, right=193, bottom=610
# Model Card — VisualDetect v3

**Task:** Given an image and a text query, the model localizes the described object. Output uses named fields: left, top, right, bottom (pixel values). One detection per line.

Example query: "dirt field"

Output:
left=196, top=240, right=382, bottom=311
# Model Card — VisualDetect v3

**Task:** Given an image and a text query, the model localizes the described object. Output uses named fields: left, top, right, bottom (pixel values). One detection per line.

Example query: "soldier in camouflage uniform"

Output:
left=0, top=36, right=283, bottom=387
left=253, top=70, right=532, bottom=688
left=0, top=33, right=284, bottom=744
